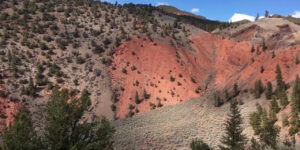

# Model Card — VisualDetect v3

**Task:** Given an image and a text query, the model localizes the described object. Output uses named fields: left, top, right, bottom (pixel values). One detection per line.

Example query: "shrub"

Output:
left=76, top=57, right=85, bottom=64
left=143, top=89, right=150, bottom=99
left=131, top=66, right=136, bottom=71
left=214, top=93, right=223, bottom=107
left=111, top=104, right=116, bottom=112
left=126, top=111, right=134, bottom=117
left=190, top=139, right=211, bottom=150
left=170, top=75, right=175, bottom=82
left=149, top=102, right=156, bottom=110
left=191, top=76, right=196, bottom=83
left=135, top=92, right=141, bottom=104
left=122, top=68, right=127, bottom=74
left=195, top=86, right=201, bottom=93
left=260, top=66, right=264, bottom=73
left=129, top=104, right=135, bottom=110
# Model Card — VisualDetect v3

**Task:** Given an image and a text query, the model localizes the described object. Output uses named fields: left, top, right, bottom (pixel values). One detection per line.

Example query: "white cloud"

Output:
left=229, top=13, right=255, bottom=22
left=157, top=2, right=169, bottom=6
left=292, top=11, right=300, bottom=18
left=191, top=8, right=200, bottom=13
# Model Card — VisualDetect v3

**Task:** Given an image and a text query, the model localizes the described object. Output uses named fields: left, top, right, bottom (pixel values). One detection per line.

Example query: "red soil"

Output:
left=110, top=37, right=209, bottom=118
left=0, top=87, right=19, bottom=130
left=111, top=32, right=300, bottom=118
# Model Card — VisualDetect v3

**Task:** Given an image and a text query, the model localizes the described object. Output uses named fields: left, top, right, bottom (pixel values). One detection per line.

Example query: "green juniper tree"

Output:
left=219, top=100, right=247, bottom=150
left=45, top=87, right=115, bottom=150
left=265, top=81, right=273, bottom=100
left=0, top=109, right=43, bottom=150
left=1, top=86, right=115, bottom=150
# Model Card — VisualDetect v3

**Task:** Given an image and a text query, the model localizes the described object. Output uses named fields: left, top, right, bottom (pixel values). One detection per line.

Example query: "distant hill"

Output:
left=158, top=5, right=206, bottom=20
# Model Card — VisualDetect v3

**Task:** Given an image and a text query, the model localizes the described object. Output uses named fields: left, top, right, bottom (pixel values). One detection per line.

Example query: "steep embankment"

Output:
left=110, top=37, right=213, bottom=118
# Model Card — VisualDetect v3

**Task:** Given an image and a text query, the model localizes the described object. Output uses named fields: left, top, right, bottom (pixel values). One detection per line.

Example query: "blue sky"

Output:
left=102, top=0, right=300, bottom=22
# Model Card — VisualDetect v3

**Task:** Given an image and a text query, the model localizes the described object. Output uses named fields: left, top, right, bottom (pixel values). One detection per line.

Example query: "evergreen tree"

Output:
left=293, top=75, right=300, bottom=111
left=219, top=100, right=246, bottom=150
left=259, top=109, right=279, bottom=149
left=265, top=82, right=273, bottom=100
left=249, top=104, right=263, bottom=135
left=289, top=75, right=300, bottom=135
left=254, top=79, right=264, bottom=98
left=275, top=64, right=289, bottom=108
left=275, top=64, right=285, bottom=92
left=233, top=83, right=240, bottom=97
left=270, top=98, right=280, bottom=113
left=279, top=90, right=289, bottom=108
left=1, top=109, right=43, bottom=150
left=45, top=86, right=115, bottom=150
left=265, top=10, right=269, bottom=17
left=255, top=13, right=260, bottom=21
left=261, top=40, right=267, bottom=51
left=249, top=104, right=280, bottom=149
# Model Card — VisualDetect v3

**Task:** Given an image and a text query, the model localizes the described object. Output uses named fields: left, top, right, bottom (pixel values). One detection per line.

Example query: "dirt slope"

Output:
left=111, top=25, right=300, bottom=118
left=110, top=37, right=211, bottom=118
left=112, top=92, right=274, bottom=150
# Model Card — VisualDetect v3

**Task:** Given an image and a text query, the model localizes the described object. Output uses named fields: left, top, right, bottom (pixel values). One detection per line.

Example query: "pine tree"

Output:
left=259, top=109, right=279, bottom=149
left=233, top=83, right=240, bottom=97
left=249, top=104, right=263, bottom=135
left=249, top=104, right=280, bottom=149
left=255, top=13, right=260, bottom=21
left=275, top=64, right=289, bottom=108
left=279, top=90, right=289, bottom=108
left=219, top=100, right=246, bottom=150
left=254, top=79, right=264, bottom=98
left=261, top=40, right=267, bottom=51
left=265, top=10, right=269, bottom=18
left=289, top=75, right=300, bottom=135
left=265, top=82, right=273, bottom=100
left=270, top=98, right=280, bottom=113
left=293, top=75, right=300, bottom=111
left=276, top=64, right=285, bottom=92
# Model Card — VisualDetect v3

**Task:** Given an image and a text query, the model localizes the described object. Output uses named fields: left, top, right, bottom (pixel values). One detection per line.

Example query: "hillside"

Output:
left=0, top=0, right=300, bottom=149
